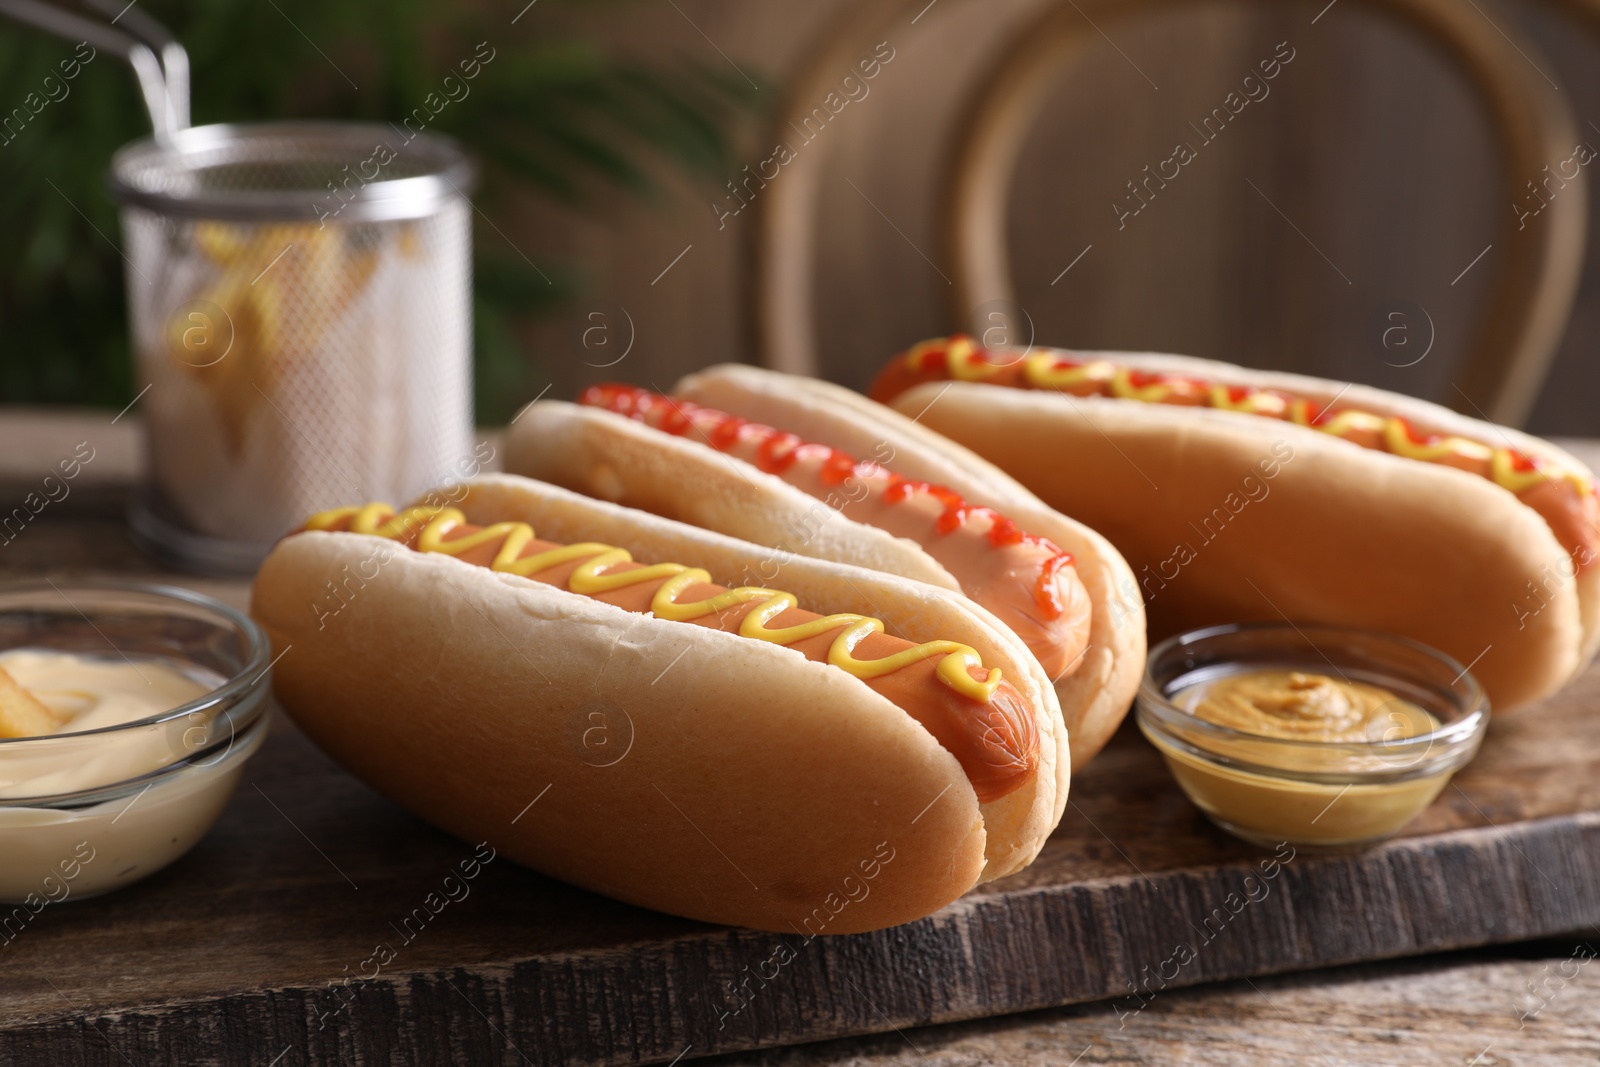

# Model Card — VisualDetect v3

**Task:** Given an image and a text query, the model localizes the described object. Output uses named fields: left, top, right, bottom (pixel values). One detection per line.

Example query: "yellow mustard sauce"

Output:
left=1186, top=670, right=1435, bottom=743
left=307, top=503, right=1002, bottom=703
left=908, top=340, right=1592, bottom=498
left=1150, top=669, right=1452, bottom=847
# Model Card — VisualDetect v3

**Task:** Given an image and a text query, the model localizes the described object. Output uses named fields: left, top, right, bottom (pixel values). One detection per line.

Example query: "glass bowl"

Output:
left=1137, top=623, right=1489, bottom=850
left=0, top=711, right=270, bottom=902
left=0, top=580, right=273, bottom=901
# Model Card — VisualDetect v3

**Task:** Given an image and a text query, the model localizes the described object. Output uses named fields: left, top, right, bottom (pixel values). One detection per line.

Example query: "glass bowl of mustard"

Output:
left=1137, top=622, right=1489, bottom=850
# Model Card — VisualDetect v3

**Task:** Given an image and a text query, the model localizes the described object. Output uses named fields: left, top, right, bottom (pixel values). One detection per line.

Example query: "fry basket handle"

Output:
left=0, top=0, right=190, bottom=138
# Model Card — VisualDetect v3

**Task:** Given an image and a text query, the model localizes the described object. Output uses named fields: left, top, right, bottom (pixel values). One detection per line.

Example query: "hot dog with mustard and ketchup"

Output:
left=870, top=335, right=1600, bottom=711
left=251, top=474, right=1066, bottom=933
left=504, top=370, right=1144, bottom=769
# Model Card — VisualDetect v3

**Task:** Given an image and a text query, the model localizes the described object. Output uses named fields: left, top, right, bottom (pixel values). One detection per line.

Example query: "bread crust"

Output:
left=505, top=402, right=961, bottom=593
left=251, top=475, right=1065, bottom=931
left=673, top=364, right=1146, bottom=770
left=892, top=380, right=1584, bottom=712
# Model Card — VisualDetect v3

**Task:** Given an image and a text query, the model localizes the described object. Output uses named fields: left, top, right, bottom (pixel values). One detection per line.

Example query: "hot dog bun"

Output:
left=251, top=475, right=1065, bottom=933
left=875, top=341, right=1598, bottom=712
left=670, top=365, right=1146, bottom=770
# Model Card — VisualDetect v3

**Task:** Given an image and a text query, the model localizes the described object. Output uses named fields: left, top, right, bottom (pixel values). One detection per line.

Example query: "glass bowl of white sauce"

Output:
left=0, top=580, right=272, bottom=902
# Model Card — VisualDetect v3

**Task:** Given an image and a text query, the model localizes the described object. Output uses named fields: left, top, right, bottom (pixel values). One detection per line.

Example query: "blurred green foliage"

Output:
left=0, top=0, right=753, bottom=421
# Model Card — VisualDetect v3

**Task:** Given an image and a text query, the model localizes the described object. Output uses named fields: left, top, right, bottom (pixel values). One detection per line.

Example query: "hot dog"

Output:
left=575, top=384, right=1091, bottom=683
left=505, top=372, right=1145, bottom=770
left=874, top=335, right=1600, bottom=574
left=307, top=500, right=1038, bottom=802
left=870, top=335, right=1600, bottom=711
left=251, top=474, right=1066, bottom=933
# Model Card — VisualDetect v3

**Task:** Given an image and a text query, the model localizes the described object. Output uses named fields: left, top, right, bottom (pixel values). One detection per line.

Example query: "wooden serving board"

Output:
left=2, top=658, right=1598, bottom=1066
left=3, top=453, right=1600, bottom=1066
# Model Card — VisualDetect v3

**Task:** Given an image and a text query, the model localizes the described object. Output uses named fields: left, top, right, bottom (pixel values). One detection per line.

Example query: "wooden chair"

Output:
left=752, top=0, right=1587, bottom=427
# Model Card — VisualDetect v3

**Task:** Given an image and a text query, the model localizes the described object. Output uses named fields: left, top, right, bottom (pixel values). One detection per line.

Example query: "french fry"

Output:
left=0, top=666, right=62, bottom=738
left=176, top=221, right=387, bottom=458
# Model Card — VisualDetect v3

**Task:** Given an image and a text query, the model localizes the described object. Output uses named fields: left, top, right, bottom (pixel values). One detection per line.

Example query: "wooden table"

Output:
left=3, top=409, right=1598, bottom=1066
left=714, top=941, right=1600, bottom=1066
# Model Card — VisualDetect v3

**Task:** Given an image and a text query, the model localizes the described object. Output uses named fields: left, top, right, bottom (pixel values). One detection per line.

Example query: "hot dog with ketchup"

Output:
left=252, top=474, right=1066, bottom=933
left=870, top=336, right=1600, bottom=712
left=575, top=384, right=1091, bottom=683
left=505, top=370, right=1145, bottom=770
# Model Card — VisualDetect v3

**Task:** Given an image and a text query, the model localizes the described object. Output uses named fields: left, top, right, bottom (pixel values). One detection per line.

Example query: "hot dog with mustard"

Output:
left=251, top=474, right=1066, bottom=933
left=870, top=335, right=1600, bottom=711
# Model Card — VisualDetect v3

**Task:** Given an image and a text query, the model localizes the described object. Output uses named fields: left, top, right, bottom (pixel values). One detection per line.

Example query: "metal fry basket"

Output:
left=112, top=125, right=475, bottom=568
left=2, top=1, right=476, bottom=573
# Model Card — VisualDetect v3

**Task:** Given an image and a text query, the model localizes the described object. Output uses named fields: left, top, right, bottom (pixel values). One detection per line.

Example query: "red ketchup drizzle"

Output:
left=1391, top=417, right=1440, bottom=446
left=1308, top=406, right=1340, bottom=428
left=578, top=383, right=1075, bottom=620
